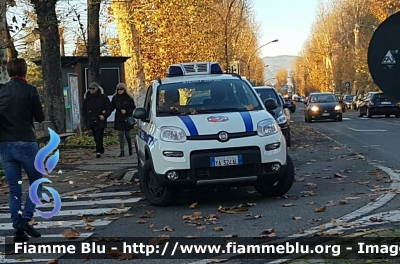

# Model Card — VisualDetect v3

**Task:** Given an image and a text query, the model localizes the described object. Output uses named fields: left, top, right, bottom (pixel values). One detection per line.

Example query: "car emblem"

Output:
left=218, top=131, right=229, bottom=141
left=193, top=65, right=199, bottom=72
left=207, top=116, right=229, bottom=122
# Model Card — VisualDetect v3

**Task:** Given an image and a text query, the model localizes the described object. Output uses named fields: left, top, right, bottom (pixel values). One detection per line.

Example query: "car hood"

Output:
left=311, top=102, right=340, bottom=110
left=155, top=110, right=273, bottom=136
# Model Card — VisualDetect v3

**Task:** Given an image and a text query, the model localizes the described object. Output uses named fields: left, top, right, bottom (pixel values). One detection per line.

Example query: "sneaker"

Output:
left=96, top=153, right=101, bottom=158
left=18, top=218, right=41, bottom=237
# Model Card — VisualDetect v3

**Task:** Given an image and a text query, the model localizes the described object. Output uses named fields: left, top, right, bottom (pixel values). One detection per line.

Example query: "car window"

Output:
left=156, top=79, right=263, bottom=116
left=310, top=94, right=337, bottom=103
left=345, top=95, right=354, bottom=101
left=373, top=93, right=392, bottom=100
left=255, top=88, right=281, bottom=106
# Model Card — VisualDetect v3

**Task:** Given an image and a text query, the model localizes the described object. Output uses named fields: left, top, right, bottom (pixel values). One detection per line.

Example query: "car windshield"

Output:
left=255, top=88, right=281, bottom=106
left=156, top=79, right=263, bottom=116
left=310, top=94, right=337, bottom=103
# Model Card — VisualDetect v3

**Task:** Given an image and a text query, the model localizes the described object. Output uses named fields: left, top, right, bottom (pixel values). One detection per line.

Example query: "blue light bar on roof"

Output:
left=166, top=62, right=223, bottom=77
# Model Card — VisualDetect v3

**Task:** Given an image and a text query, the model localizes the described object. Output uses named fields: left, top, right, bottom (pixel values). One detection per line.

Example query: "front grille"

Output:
left=187, top=131, right=257, bottom=141
left=183, top=63, right=209, bottom=73
left=195, top=164, right=258, bottom=179
left=191, top=146, right=259, bottom=156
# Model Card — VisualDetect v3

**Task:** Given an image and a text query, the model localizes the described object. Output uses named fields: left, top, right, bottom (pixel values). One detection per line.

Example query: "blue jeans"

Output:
left=0, top=142, right=42, bottom=230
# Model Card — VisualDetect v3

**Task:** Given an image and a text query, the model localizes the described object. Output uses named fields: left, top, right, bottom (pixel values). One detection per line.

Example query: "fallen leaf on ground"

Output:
left=222, top=234, right=237, bottom=238
left=334, top=173, right=347, bottom=178
left=308, top=202, right=316, bottom=205
left=214, top=227, right=224, bottom=232
left=148, top=224, right=154, bottom=228
left=298, top=229, right=305, bottom=234
left=83, top=217, right=95, bottom=223
left=185, top=235, right=198, bottom=239
left=339, top=200, right=347, bottom=204
left=369, top=217, right=384, bottom=222
left=295, top=177, right=305, bottom=182
left=46, top=260, right=58, bottom=264
left=105, top=209, right=124, bottom=215
left=149, top=235, right=170, bottom=245
left=314, top=206, right=326, bottom=213
left=345, top=197, right=361, bottom=200
left=313, top=218, right=323, bottom=222
left=137, top=220, right=146, bottom=224
left=84, top=224, right=95, bottom=231
left=261, top=229, right=275, bottom=234
left=154, top=226, right=174, bottom=232
left=124, top=213, right=134, bottom=217
left=189, top=202, right=198, bottom=209
left=117, top=203, right=125, bottom=209
left=293, top=216, right=302, bottom=220
left=61, top=228, right=80, bottom=239
left=183, top=212, right=203, bottom=221
left=197, top=225, right=206, bottom=230
left=282, top=203, right=295, bottom=207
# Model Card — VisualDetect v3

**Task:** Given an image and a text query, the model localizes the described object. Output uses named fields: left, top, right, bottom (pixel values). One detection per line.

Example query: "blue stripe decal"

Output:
left=178, top=116, right=199, bottom=136
left=239, top=112, right=253, bottom=132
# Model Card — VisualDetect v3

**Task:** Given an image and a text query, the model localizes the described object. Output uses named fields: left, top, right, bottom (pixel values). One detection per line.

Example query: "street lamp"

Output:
left=246, top=39, right=278, bottom=83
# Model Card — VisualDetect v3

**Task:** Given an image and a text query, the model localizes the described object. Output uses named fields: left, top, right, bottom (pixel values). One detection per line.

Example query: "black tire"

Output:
left=396, top=113, right=400, bottom=118
left=337, top=116, right=342, bottom=122
left=140, top=160, right=180, bottom=206
left=286, top=131, right=291, bottom=147
left=254, top=155, right=294, bottom=197
left=366, top=108, right=372, bottom=118
left=358, top=108, right=364, bottom=117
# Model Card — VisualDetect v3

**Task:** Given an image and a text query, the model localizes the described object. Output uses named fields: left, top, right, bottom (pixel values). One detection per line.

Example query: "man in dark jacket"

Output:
left=0, top=58, right=45, bottom=242
left=82, top=82, right=112, bottom=157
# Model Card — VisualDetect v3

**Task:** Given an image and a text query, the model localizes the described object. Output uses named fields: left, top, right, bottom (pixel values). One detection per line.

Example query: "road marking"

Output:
left=60, top=188, right=98, bottom=197
left=0, top=197, right=141, bottom=210
left=63, top=191, right=134, bottom=199
left=374, top=120, right=400, bottom=126
left=0, top=207, right=131, bottom=219
left=0, top=219, right=112, bottom=230
left=348, top=127, right=387, bottom=132
left=342, top=118, right=351, bottom=120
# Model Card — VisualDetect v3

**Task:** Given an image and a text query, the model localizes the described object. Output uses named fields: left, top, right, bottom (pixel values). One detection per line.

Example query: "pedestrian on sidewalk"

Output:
left=82, top=82, right=112, bottom=158
left=111, top=83, right=136, bottom=157
left=0, top=58, right=44, bottom=242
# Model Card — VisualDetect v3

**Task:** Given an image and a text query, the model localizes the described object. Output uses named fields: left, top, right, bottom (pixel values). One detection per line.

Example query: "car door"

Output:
left=136, top=84, right=154, bottom=161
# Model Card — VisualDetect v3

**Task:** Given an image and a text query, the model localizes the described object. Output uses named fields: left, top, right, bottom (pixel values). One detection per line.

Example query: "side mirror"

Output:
left=133, top=107, right=147, bottom=121
left=264, top=98, right=278, bottom=111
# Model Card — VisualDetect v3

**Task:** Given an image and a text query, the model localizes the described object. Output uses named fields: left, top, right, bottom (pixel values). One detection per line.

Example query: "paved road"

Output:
left=2, top=104, right=399, bottom=263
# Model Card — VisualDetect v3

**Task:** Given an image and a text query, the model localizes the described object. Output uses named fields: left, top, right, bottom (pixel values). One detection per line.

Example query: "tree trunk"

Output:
left=111, top=1, right=146, bottom=107
left=31, top=0, right=66, bottom=133
left=87, top=0, right=101, bottom=84
left=6, top=21, right=18, bottom=59
left=0, top=0, right=8, bottom=84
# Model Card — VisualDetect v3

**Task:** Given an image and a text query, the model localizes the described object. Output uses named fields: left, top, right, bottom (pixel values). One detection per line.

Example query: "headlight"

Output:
left=311, top=106, right=319, bottom=112
left=257, top=118, right=279, bottom=137
left=334, top=105, right=341, bottom=111
left=160, top=126, right=187, bottom=142
left=276, top=114, right=287, bottom=125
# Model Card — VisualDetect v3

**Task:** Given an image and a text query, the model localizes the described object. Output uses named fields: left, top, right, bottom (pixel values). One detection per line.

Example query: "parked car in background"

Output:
left=304, top=92, right=343, bottom=122
left=278, top=93, right=291, bottom=125
left=284, top=97, right=296, bottom=113
left=254, top=86, right=291, bottom=146
left=357, top=92, right=400, bottom=118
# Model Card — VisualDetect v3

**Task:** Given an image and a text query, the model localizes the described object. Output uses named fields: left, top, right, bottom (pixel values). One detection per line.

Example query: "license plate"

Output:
left=322, top=113, right=330, bottom=116
left=381, top=102, right=391, bottom=104
left=210, top=155, right=242, bottom=167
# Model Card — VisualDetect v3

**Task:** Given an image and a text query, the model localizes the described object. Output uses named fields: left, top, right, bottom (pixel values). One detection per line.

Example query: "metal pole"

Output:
left=246, top=39, right=278, bottom=83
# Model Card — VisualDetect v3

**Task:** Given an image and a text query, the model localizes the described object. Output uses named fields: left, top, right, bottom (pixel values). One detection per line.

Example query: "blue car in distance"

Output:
left=254, top=86, right=291, bottom=147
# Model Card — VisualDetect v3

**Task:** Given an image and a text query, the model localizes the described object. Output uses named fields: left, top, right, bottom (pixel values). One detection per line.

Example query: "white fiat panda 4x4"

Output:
left=133, top=62, right=294, bottom=206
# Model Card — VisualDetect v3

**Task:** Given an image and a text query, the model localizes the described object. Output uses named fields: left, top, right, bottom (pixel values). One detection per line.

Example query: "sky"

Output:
left=253, top=0, right=322, bottom=58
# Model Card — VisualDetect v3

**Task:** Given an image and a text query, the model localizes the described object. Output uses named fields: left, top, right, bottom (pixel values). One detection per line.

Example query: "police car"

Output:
left=133, top=62, right=294, bottom=206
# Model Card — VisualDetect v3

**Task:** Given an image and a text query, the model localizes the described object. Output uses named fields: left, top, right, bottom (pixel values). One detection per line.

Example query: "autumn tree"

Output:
left=87, top=0, right=101, bottom=85
left=30, top=0, right=65, bottom=133
left=0, top=0, right=8, bottom=85
left=275, top=68, right=288, bottom=92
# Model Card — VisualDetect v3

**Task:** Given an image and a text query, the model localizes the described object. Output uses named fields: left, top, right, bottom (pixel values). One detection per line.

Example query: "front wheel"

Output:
left=140, top=160, right=180, bottom=206
left=358, top=108, right=364, bottom=117
left=254, top=155, right=294, bottom=197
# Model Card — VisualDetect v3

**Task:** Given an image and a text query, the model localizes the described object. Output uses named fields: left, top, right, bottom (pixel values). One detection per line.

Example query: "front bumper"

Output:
left=152, top=147, right=288, bottom=188
left=308, top=110, right=341, bottom=120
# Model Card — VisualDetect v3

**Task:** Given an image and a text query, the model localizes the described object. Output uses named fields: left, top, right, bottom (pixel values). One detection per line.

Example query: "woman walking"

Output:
left=0, top=58, right=45, bottom=242
left=111, top=83, right=136, bottom=157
